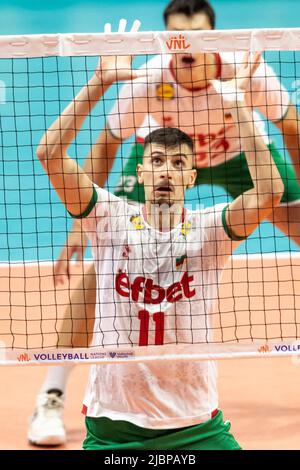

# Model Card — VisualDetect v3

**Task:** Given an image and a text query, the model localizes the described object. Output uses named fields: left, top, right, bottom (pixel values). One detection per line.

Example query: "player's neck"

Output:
left=171, top=53, right=219, bottom=91
left=143, top=202, right=184, bottom=232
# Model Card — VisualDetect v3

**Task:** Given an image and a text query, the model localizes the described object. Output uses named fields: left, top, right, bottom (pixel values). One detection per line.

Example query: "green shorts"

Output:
left=113, top=142, right=300, bottom=204
left=83, top=410, right=241, bottom=450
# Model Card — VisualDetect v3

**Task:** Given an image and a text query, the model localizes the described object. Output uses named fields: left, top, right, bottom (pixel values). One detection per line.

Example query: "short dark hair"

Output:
left=163, top=0, right=215, bottom=29
left=144, top=127, right=194, bottom=154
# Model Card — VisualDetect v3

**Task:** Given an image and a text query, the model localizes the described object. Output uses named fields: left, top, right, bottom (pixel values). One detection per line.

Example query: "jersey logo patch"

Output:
left=116, top=270, right=195, bottom=304
left=156, top=83, right=175, bottom=100
left=181, top=220, right=192, bottom=237
left=130, top=215, right=145, bottom=230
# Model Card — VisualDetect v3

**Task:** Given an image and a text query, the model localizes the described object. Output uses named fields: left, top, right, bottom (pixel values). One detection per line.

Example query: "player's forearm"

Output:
left=83, top=137, right=120, bottom=187
left=37, top=75, right=108, bottom=161
left=230, top=104, right=269, bottom=156
left=36, top=74, right=102, bottom=215
left=230, top=104, right=284, bottom=200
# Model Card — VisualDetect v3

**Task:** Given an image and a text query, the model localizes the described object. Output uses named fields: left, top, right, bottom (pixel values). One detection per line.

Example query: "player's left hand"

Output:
left=95, top=19, right=147, bottom=84
left=211, top=52, right=262, bottom=106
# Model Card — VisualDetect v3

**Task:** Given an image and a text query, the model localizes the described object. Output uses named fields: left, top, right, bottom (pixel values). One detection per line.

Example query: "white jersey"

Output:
left=107, top=52, right=289, bottom=168
left=81, top=185, right=243, bottom=429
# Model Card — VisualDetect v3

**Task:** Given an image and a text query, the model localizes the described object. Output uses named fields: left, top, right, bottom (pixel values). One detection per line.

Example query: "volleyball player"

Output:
left=29, top=0, right=300, bottom=445
left=35, top=40, right=284, bottom=449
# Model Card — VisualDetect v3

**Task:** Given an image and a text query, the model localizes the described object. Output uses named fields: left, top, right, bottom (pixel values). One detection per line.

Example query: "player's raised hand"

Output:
left=234, top=52, right=262, bottom=89
left=211, top=52, right=262, bottom=107
left=95, top=19, right=147, bottom=84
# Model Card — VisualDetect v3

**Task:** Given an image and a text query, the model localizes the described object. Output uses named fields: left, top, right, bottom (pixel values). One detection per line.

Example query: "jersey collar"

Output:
left=141, top=205, right=186, bottom=233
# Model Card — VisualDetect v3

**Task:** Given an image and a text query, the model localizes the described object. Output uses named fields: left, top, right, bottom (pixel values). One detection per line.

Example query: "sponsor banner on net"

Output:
left=257, top=342, right=300, bottom=355
left=6, top=348, right=136, bottom=364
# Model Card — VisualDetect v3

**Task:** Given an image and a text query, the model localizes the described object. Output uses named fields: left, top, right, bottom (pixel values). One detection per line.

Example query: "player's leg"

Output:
left=83, top=411, right=241, bottom=450
left=29, top=264, right=96, bottom=446
left=57, top=262, right=96, bottom=348
left=28, top=365, right=74, bottom=446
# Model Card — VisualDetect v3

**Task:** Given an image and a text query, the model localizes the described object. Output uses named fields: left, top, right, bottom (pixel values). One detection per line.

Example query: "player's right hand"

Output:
left=95, top=19, right=147, bottom=84
left=53, top=230, right=88, bottom=286
left=211, top=52, right=262, bottom=107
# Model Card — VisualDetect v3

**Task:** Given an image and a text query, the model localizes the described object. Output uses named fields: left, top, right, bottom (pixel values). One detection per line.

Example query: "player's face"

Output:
left=137, top=143, right=197, bottom=207
left=166, top=12, right=213, bottom=74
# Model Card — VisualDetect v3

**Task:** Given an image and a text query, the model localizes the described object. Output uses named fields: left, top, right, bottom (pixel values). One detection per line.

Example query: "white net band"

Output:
left=1, top=28, right=300, bottom=59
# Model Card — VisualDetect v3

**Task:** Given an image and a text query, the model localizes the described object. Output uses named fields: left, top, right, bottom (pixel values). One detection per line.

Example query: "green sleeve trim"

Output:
left=221, top=204, right=248, bottom=241
left=68, top=185, right=98, bottom=219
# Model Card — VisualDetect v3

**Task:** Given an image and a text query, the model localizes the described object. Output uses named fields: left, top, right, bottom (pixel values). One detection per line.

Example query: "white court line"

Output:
left=232, top=252, right=300, bottom=260
left=0, top=259, right=94, bottom=267
left=0, top=253, right=300, bottom=267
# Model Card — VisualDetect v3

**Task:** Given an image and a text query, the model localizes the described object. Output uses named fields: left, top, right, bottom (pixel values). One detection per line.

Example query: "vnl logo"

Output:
left=166, top=34, right=191, bottom=51
left=0, top=80, right=6, bottom=104
left=17, top=353, right=31, bottom=362
left=258, top=344, right=272, bottom=353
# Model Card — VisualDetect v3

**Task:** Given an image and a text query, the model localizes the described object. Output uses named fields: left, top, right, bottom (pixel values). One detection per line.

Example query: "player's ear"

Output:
left=137, top=163, right=144, bottom=184
left=187, top=169, right=197, bottom=189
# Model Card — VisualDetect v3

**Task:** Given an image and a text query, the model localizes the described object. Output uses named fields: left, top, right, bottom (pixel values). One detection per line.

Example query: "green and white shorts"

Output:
left=83, top=410, right=241, bottom=450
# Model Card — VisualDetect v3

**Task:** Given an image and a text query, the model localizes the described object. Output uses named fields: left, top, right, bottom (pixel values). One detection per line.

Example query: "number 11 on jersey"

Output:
left=138, top=310, right=165, bottom=346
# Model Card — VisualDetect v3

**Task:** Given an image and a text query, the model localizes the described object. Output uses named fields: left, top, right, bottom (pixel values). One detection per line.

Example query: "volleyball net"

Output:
left=1, top=28, right=300, bottom=365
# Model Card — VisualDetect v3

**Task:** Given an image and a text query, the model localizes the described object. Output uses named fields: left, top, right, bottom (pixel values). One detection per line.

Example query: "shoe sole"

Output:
left=28, top=434, right=66, bottom=447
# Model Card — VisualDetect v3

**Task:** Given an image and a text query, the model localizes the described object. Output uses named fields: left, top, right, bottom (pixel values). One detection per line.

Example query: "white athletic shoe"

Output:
left=28, top=390, right=66, bottom=446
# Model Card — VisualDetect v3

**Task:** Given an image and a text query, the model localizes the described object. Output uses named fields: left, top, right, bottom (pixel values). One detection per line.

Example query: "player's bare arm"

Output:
left=36, top=20, right=143, bottom=219
left=54, top=126, right=122, bottom=285
left=53, top=20, right=133, bottom=285
left=213, top=52, right=285, bottom=239
left=275, top=103, right=300, bottom=183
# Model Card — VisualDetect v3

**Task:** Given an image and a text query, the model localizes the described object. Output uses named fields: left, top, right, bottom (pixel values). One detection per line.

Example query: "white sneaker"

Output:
left=28, top=390, right=66, bottom=446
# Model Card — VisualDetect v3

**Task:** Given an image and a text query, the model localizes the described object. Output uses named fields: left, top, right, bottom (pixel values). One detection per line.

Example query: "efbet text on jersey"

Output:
left=116, top=270, right=195, bottom=304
